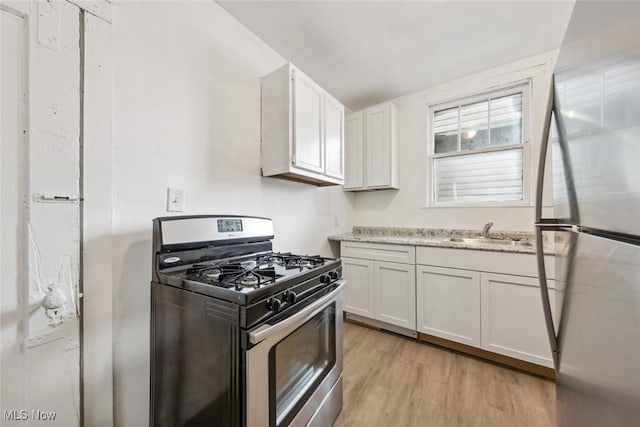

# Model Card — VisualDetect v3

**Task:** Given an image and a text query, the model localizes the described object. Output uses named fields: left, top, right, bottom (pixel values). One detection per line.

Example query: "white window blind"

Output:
left=552, top=60, right=640, bottom=214
left=556, top=60, right=640, bottom=135
left=434, top=149, right=524, bottom=203
left=429, top=85, right=529, bottom=206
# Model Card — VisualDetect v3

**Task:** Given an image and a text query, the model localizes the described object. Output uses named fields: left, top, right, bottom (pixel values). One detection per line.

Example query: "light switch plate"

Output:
left=167, top=188, right=185, bottom=212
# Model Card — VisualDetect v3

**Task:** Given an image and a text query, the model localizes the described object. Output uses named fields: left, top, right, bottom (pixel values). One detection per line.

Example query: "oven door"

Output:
left=246, top=280, right=345, bottom=427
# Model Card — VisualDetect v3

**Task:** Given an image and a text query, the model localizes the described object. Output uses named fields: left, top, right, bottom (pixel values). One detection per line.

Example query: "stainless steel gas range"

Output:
left=150, top=215, right=344, bottom=427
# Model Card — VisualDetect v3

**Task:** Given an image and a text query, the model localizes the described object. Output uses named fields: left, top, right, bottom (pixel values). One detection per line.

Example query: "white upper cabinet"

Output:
left=292, top=71, right=324, bottom=173
left=344, top=112, right=364, bottom=189
left=324, top=94, right=344, bottom=179
left=344, top=102, right=398, bottom=191
left=261, top=63, right=344, bottom=186
left=365, top=104, right=394, bottom=188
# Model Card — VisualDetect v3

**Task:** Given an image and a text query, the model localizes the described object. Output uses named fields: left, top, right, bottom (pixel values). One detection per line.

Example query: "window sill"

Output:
left=422, top=201, right=533, bottom=209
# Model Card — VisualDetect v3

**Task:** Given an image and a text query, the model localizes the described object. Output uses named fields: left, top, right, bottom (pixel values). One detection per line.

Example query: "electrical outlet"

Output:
left=167, top=188, right=185, bottom=212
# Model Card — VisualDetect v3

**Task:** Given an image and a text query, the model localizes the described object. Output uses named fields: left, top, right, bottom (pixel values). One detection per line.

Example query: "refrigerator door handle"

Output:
left=534, top=77, right=555, bottom=225
left=534, top=75, right=580, bottom=226
left=535, top=226, right=560, bottom=372
left=534, top=77, right=578, bottom=373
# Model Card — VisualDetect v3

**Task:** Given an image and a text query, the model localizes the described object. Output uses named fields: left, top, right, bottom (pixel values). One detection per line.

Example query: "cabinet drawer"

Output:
left=340, top=241, right=415, bottom=264
left=416, top=246, right=554, bottom=279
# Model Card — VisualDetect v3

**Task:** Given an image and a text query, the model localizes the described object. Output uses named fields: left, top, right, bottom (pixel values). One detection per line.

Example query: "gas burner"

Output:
left=255, top=253, right=324, bottom=270
left=284, top=255, right=324, bottom=270
left=256, top=252, right=291, bottom=267
left=238, top=272, right=260, bottom=287
left=198, top=264, right=244, bottom=282
left=220, top=266, right=279, bottom=290
left=177, top=252, right=329, bottom=292
left=205, top=268, right=222, bottom=280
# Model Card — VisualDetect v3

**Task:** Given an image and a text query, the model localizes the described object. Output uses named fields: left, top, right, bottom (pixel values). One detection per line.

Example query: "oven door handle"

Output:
left=249, top=280, right=345, bottom=345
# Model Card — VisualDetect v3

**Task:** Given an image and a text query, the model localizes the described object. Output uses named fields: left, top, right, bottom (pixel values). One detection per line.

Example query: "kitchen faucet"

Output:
left=481, top=222, right=493, bottom=238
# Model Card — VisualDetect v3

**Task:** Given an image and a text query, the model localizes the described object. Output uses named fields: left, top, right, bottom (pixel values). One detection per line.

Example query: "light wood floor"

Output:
left=334, top=322, right=555, bottom=427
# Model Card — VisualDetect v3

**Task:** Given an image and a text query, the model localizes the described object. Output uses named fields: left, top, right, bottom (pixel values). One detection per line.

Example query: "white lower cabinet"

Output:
left=343, top=257, right=415, bottom=332
left=480, top=273, right=555, bottom=367
left=414, top=247, right=557, bottom=371
left=374, top=261, right=416, bottom=330
left=341, top=242, right=556, bottom=371
left=342, top=257, right=375, bottom=318
left=416, top=266, right=481, bottom=347
left=341, top=242, right=416, bottom=334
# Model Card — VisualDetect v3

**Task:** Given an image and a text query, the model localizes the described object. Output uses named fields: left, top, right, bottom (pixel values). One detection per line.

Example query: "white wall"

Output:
left=110, top=2, right=561, bottom=423
left=1, top=5, right=27, bottom=420
left=351, top=52, right=557, bottom=232
left=111, top=1, right=354, bottom=425
left=82, top=9, right=114, bottom=427
left=2, top=2, right=83, bottom=426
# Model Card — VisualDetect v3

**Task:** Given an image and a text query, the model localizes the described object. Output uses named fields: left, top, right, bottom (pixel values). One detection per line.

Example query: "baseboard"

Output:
left=344, top=313, right=417, bottom=338
left=417, top=332, right=556, bottom=380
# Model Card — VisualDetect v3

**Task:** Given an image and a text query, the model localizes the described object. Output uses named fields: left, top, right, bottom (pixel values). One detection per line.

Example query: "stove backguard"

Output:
left=152, top=215, right=275, bottom=281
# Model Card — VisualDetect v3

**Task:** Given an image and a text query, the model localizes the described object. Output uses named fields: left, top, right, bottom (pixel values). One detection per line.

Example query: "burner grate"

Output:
left=192, top=262, right=280, bottom=290
left=256, top=252, right=325, bottom=270
left=197, top=264, right=244, bottom=283
left=180, top=252, right=327, bottom=291
left=223, top=266, right=278, bottom=290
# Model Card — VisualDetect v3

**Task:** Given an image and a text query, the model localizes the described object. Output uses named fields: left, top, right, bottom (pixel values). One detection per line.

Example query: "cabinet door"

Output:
left=416, top=265, right=481, bottom=347
left=344, top=112, right=364, bottom=189
left=374, top=261, right=416, bottom=330
left=324, top=95, right=344, bottom=179
left=342, top=257, right=375, bottom=318
left=365, top=104, right=392, bottom=188
left=480, top=273, right=554, bottom=367
left=292, top=69, right=324, bottom=173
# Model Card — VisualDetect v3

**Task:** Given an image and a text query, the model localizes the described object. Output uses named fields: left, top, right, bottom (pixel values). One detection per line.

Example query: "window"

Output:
left=552, top=60, right=640, bottom=211
left=555, top=60, right=640, bottom=137
left=428, top=83, right=530, bottom=206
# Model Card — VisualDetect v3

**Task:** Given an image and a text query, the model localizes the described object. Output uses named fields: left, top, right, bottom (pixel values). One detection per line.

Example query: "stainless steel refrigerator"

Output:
left=535, top=1, right=640, bottom=426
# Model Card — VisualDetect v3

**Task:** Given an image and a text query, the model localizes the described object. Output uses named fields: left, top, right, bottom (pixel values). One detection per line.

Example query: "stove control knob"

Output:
left=320, top=275, right=330, bottom=284
left=328, top=271, right=339, bottom=280
left=267, top=297, right=282, bottom=312
left=284, top=291, right=297, bottom=304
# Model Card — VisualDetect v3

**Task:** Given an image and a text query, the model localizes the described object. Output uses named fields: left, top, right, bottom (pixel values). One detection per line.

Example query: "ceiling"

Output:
left=218, top=1, right=575, bottom=110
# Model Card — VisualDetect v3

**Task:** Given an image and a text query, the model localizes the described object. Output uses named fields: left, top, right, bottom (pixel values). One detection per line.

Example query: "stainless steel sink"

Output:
left=446, top=237, right=534, bottom=247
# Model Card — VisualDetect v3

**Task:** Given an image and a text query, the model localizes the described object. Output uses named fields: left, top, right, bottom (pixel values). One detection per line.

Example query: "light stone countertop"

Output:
left=328, top=226, right=554, bottom=255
